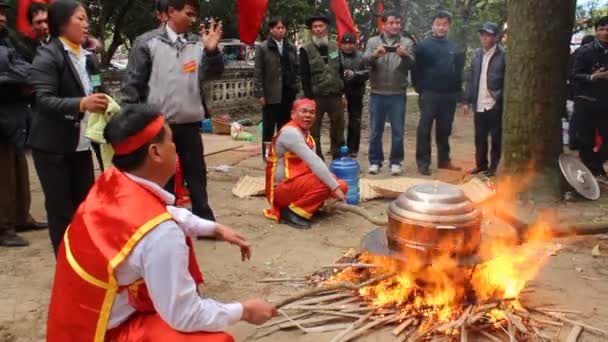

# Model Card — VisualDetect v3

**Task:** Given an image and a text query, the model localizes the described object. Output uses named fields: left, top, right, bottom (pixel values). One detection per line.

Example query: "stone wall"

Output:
left=101, top=63, right=259, bottom=116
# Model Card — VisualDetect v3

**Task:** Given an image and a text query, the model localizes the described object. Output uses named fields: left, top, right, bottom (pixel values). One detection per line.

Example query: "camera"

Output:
left=384, top=45, right=397, bottom=53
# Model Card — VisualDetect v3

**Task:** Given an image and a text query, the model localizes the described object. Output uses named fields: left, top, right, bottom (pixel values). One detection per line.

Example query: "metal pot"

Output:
left=386, top=183, right=482, bottom=258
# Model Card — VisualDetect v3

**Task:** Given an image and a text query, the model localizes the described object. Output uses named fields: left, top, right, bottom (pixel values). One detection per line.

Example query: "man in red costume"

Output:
left=47, top=104, right=277, bottom=342
left=264, top=99, right=348, bottom=229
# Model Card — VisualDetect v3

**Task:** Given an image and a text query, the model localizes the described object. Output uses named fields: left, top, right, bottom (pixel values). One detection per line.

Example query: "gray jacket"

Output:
left=363, top=34, right=415, bottom=95
left=341, top=50, right=368, bottom=96
left=464, top=45, right=506, bottom=109
left=121, top=26, right=224, bottom=124
left=253, top=37, right=300, bottom=104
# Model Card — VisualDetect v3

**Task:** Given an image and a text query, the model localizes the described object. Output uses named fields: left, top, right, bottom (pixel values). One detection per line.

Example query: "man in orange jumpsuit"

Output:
left=46, top=104, right=277, bottom=342
left=264, top=99, right=348, bottom=229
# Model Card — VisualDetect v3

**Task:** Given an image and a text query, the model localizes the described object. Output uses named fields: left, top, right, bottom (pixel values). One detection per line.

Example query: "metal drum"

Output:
left=386, top=183, right=482, bottom=259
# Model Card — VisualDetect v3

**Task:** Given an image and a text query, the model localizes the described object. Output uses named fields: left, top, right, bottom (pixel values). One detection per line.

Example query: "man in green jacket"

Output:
left=300, top=14, right=346, bottom=160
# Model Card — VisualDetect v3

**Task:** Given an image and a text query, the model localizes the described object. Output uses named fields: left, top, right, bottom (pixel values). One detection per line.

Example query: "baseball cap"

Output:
left=479, top=22, right=499, bottom=35
left=341, top=33, right=356, bottom=44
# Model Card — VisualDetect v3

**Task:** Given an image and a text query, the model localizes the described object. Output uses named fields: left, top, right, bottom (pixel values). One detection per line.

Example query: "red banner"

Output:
left=17, top=0, right=52, bottom=38
left=377, top=0, right=384, bottom=33
left=237, top=0, right=268, bottom=45
left=330, top=0, right=357, bottom=43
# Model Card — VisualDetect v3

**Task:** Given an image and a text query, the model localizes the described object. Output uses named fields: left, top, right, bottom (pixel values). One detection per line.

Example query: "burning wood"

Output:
left=255, top=246, right=604, bottom=341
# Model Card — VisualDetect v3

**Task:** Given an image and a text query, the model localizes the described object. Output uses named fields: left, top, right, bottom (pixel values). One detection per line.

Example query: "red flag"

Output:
left=237, top=0, right=268, bottom=45
left=330, top=0, right=357, bottom=43
left=17, top=0, right=52, bottom=38
left=377, top=0, right=384, bottom=33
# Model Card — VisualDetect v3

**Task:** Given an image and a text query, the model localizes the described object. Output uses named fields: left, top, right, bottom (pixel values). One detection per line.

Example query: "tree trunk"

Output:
left=501, top=0, right=576, bottom=203
left=100, top=0, right=135, bottom=67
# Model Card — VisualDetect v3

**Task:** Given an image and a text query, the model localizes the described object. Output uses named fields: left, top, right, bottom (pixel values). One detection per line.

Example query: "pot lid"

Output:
left=559, top=154, right=600, bottom=200
left=388, top=182, right=481, bottom=228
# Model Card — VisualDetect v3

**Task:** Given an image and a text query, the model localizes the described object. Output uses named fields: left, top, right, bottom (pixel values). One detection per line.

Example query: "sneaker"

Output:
left=368, top=164, right=380, bottom=175
left=390, top=164, right=403, bottom=176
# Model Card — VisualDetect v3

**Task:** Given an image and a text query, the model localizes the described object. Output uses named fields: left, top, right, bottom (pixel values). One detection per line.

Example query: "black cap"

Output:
left=0, top=0, right=11, bottom=9
left=341, top=32, right=356, bottom=44
left=479, top=22, right=499, bottom=35
left=306, top=14, right=330, bottom=28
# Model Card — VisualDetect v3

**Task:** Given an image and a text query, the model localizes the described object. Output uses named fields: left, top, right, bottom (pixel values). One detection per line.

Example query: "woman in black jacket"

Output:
left=28, top=0, right=108, bottom=255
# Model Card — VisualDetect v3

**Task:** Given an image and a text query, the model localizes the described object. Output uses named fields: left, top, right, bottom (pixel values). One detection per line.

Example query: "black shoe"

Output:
left=280, top=208, right=311, bottom=229
left=16, top=220, right=47, bottom=232
left=418, top=167, right=431, bottom=176
left=438, top=162, right=462, bottom=171
left=486, top=169, right=496, bottom=177
left=469, top=167, right=489, bottom=175
left=0, top=234, right=30, bottom=247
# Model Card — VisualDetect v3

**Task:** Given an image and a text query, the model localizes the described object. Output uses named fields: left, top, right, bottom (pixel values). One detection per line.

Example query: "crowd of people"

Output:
left=1, top=0, right=607, bottom=339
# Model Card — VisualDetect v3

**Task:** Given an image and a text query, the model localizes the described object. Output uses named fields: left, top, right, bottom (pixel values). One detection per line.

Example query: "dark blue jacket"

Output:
left=412, top=36, right=465, bottom=95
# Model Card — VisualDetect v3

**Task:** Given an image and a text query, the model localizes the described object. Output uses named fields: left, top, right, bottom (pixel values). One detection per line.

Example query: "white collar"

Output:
left=125, top=173, right=175, bottom=205
left=165, top=24, right=185, bottom=43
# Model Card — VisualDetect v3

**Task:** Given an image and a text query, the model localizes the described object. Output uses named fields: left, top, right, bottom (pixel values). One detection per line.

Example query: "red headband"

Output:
left=292, top=98, right=316, bottom=112
left=113, top=115, right=165, bottom=156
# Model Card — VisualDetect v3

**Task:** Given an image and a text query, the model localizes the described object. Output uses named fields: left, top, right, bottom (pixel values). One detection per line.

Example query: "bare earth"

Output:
left=1, top=97, right=608, bottom=342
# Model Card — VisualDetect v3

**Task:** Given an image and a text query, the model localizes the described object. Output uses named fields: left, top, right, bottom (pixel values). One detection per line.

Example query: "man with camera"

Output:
left=363, top=10, right=415, bottom=175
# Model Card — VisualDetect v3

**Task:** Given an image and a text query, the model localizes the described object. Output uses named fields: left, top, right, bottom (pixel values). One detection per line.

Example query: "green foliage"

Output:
left=575, top=0, right=608, bottom=33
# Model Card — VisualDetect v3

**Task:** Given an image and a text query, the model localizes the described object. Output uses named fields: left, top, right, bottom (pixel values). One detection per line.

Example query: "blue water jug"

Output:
left=201, top=119, right=213, bottom=133
left=330, top=146, right=360, bottom=205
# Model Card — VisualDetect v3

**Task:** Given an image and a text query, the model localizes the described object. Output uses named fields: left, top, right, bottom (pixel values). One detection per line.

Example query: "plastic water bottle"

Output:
left=330, top=146, right=360, bottom=205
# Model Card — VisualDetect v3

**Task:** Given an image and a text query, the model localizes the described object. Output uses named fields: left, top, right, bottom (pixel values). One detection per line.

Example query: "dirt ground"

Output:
left=2, top=96, right=608, bottom=342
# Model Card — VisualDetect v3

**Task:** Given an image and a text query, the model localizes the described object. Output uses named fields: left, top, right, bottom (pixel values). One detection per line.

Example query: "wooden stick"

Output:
left=284, top=304, right=362, bottom=311
left=322, top=263, right=381, bottom=269
left=507, top=319, right=516, bottom=342
left=329, top=311, right=375, bottom=342
left=392, top=317, right=414, bottom=336
left=540, top=311, right=608, bottom=335
left=536, top=308, right=583, bottom=314
left=273, top=273, right=396, bottom=308
left=313, top=310, right=368, bottom=319
left=460, top=326, right=468, bottom=342
left=294, top=292, right=354, bottom=306
left=306, top=323, right=353, bottom=333
left=277, top=310, right=310, bottom=333
left=277, top=316, right=342, bottom=329
left=257, top=277, right=308, bottom=283
left=257, top=312, right=311, bottom=329
left=528, top=316, right=563, bottom=327
left=341, top=314, right=398, bottom=342
left=566, top=325, right=583, bottom=342
left=505, top=309, right=528, bottom=333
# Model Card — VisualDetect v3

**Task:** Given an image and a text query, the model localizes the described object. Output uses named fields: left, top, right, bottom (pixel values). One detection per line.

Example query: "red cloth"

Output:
left=264, top=121, right=348, bottom=221
left=17, top=0, right=52, bottom=38
left=377, top=0, right=384, bottom=33
left=105, top=313, right=234, bottom=342
left=271, top=173, right=348, bottom=220
left=330, top=0, right=357, bottom=43
left=47, top=168, right=204, bottom=342
left=237, top=0, right=268, bottom=45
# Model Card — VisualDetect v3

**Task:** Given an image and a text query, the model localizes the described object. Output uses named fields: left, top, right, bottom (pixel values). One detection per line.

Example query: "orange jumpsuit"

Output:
left=46, top=168, right=232, bottom=342
left=264, top=121, right=348, bottom=221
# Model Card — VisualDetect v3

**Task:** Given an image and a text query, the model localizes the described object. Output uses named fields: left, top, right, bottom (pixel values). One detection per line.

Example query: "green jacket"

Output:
left=300, top=40, right=343, bottom=97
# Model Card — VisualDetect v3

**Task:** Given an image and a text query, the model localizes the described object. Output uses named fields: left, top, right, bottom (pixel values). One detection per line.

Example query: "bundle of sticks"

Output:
left=254, top=270, right=607, bottom=341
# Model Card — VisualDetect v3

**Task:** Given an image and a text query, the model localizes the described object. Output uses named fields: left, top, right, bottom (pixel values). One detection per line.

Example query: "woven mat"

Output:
left=231, top=176, right=494, bottom=204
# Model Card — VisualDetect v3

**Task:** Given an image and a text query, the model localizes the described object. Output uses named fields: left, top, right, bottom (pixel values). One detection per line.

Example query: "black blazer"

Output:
left=27, top=38, right=103, bottom=153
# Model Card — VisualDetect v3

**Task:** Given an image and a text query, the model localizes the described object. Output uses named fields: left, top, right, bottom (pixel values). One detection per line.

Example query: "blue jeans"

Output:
left=368, top=94, right=407, bottom=166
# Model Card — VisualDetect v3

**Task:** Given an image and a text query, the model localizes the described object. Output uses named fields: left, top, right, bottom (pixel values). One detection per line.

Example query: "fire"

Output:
left=327, top=171, right=558, bottom=329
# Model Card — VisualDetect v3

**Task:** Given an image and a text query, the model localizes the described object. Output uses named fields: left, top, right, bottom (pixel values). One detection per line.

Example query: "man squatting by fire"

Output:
left=264, top=99, right=349, bottom=229
left=46, top=105, right=278, bottom=341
